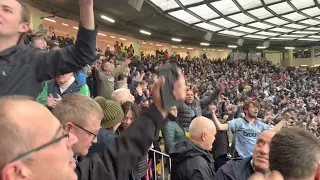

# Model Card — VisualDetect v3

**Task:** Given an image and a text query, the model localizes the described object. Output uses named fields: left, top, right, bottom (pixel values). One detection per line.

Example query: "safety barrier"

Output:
left=147, top=148, right=171, bottom=180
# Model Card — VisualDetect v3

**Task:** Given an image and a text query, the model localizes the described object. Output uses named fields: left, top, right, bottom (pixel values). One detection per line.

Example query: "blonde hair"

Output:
left=52, top=93, right=103, bottom=125
left=0, top=96, right=35, bottom=170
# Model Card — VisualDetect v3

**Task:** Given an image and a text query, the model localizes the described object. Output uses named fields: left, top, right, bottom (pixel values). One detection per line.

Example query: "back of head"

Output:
left=114, top=81, right=127, bottom=90
left=269, top=128, right=320, bottom=180
left=94, top=96, right=124, bottom=129
left=52, top=93, right=103, bottom=125
left=111, top=88, right=133, bottom=104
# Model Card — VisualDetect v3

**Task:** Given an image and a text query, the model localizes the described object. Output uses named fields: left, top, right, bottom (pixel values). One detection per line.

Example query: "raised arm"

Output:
left=31, top=0, right=97, bottom=82
left=200, top=89, right=220, bottom=108
left=271, top=112, right=291, bottom=132
left=76, top=70, right=187, bottom=179
left=210, top=105, right=229, bottom=131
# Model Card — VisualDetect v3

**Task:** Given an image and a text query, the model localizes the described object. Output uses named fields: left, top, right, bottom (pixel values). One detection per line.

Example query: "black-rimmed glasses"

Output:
left=72, top=123, right=97, bottom=142
left=9, top=125, right=69, bottom=163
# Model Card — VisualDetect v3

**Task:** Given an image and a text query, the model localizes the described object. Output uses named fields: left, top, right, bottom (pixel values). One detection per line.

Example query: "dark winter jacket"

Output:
left=75, top=105, right=163, bottom=180
left=170, top=139, right=215, bottom=180
left=178, top=90, right=220, bottom=129
left=0, top=24, right=97, bottom=98
left=213, top=157, right=254, bottom=180
left=177, top=103, right=192, bottom=130
left=86, top=128, right=118, bottom=158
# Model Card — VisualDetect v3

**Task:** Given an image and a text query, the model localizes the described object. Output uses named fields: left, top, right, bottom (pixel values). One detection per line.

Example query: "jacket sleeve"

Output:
left=30, top=24, right=98, bottom=82
left=75, top=104, right=165, bottom=180
left=213, top=168, right=228, bottom=180
left=79, top=84, right=90, bottom=97
left=38, top=82, right=48, bottom=106
left=177, top=103, right=192, bottom=129
left=200, top=90, right=220, bottom=108
left=162, top=122, right=176, bottom=153
left=187, top=161, right=214, bottom=180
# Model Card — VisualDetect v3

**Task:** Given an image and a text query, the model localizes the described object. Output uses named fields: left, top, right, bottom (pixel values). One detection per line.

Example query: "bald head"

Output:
left=189, top=116, right=216, bottom=150
left=111, top=88, right=134, bottom=104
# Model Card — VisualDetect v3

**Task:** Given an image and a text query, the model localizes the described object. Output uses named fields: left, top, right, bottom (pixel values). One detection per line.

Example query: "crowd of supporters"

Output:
left=0, top=0, right=320, bottom=180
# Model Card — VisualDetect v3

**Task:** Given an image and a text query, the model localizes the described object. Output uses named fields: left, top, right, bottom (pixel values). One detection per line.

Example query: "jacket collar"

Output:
left=0, top=45, right=21, bottom=58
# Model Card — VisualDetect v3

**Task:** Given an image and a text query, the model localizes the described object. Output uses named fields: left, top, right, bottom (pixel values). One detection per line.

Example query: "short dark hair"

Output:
left=269, top=128, right=320, bottom=179
left=17, top=1, right=30, bottom=23
left=114, top=81, right=127, bottom=90
left=117, top=74, right=127, bottom=81
left=31, top=36, right=43, bottom=45
left=49, top=43, right=60, bottom=50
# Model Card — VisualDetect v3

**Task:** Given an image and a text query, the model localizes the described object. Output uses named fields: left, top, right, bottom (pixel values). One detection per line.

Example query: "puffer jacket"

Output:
left=214, top=157, right=254, bottom=180
left=162, top=114, right=186, bottom=154
left=177, top=103, right=192, bottom=130
left=170, top=139, right=215, bottom=180
left=178, top=90, right=220, bottom=129
left=38, top=78, right=90, bottom=106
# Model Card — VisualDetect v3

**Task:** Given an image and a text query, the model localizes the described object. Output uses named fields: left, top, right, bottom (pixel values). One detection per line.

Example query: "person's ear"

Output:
left=201, top=132, right=206, bottom=142
left=1, top=161, right=31, bottom=180
left=65, top=122, right=73, bottom=131
left=18, top=22, right=30, bottom=34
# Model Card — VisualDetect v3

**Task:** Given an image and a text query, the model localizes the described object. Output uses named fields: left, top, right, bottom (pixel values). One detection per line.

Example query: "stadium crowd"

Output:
left=0, top=0, right=320, bottom=180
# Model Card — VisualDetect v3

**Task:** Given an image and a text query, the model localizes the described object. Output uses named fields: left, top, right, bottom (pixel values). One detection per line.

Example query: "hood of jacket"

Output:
left=170, top=139, right=213, bottom=165
left=98, top=128, right=118, bottom=144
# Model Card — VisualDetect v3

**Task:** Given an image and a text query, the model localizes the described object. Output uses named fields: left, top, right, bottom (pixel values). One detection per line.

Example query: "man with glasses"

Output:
left=52, top=93, right=103, bottom=159
left=0, top=70, right=187, bottom=180
left=0, top=96, right=79, bottom=180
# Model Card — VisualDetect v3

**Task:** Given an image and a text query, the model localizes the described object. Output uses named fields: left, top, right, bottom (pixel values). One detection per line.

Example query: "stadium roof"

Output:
left=25, top=0, right=320, bottom=49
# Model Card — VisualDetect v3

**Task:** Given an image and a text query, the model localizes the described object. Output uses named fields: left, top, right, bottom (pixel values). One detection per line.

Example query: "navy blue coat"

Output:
left=214, top=157, right=254, bottom=180
left=87, top=128, right=118, bottom=157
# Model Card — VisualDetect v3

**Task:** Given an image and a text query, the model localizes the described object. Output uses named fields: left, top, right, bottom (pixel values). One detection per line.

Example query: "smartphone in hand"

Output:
left=157, top=64, right=182, bottom=110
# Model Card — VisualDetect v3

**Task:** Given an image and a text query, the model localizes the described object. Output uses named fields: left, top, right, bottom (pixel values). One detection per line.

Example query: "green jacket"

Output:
left=163, top=115, right=186, bottom=154
left=38, top=79, right=90, bottom=106
left=98, top=63, right=126, bottom=100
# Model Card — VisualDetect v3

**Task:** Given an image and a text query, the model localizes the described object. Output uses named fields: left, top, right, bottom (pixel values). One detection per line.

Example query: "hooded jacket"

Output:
left=170, top=139, right=215, bottom=180
left=0, top=24, right=97, bottom=98
left=213, top=157, right=254, bottom=180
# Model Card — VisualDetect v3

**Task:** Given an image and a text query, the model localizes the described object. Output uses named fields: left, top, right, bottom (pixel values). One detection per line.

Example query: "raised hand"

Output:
left=78, top=0, right=94, bottom=30
left=152, top=69, right=186, bottom=118
left=210, top=105, right=217, bottom=114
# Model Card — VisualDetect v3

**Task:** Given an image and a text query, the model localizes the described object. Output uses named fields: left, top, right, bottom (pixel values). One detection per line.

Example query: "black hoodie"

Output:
left=170, top=139, right=215, bottom=180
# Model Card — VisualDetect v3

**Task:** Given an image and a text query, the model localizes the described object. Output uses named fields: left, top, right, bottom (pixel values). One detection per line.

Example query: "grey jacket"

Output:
left=178, top=90, right=220, bottom=129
